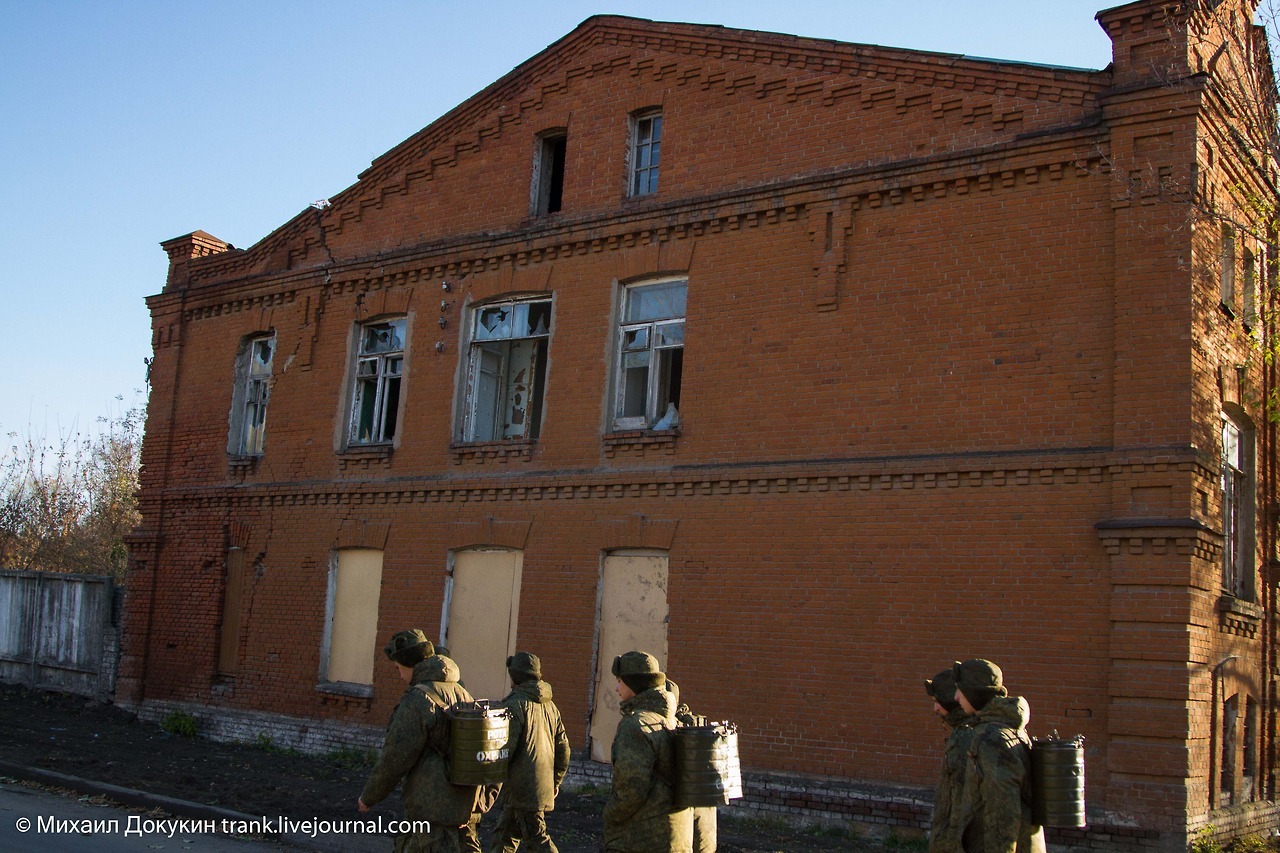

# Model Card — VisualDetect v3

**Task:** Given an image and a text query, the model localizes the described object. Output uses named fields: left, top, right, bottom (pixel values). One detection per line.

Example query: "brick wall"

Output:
left=121, top=1, right=1279, bottom=847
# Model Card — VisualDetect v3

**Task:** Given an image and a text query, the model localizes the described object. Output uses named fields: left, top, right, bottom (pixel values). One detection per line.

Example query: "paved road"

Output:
left=0, top=779, right=292, bottom=853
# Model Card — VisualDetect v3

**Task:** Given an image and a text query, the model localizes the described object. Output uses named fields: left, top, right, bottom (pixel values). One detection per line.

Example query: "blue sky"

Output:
left=0, top=1, right=1113, bottom=443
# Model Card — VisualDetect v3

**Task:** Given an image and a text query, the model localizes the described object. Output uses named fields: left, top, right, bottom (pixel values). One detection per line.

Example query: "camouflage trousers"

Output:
left=488, top=806, right=558, bottom=853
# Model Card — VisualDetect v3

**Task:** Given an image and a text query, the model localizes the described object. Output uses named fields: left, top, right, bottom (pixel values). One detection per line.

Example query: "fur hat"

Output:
left=925, top=668, right=962, bottom=713
left=383, top=629, right=434, bottom=666
left=952, top=659, right=1007, bottom=711
left=611, top=650, right=666, bottom=693
left=507, top=651, right=541, bottom=683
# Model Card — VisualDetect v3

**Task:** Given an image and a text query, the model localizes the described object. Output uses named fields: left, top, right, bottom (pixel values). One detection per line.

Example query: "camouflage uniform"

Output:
left=929, top=704, right=975, bottom=853
left=924, top=669, right=973, bottom=853
left=490, top=653, right=571, bottom=853
left=604, top=652, right=692, bottom=853
left=952, top=695, right=1045, bottom=853
left=361, top=655, right=482, bottom=853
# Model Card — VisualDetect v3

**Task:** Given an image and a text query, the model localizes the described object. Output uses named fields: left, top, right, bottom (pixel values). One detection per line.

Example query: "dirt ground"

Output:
left=0, top=684, right=887, bottom=852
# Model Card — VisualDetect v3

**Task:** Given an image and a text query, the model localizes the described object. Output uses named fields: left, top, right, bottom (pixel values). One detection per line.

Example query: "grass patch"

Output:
left=160, top=710, right=198, bottom=738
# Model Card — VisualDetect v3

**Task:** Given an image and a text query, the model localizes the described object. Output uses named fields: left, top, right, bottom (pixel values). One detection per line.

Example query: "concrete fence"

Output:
left=0, top=569, right=120, bottom=699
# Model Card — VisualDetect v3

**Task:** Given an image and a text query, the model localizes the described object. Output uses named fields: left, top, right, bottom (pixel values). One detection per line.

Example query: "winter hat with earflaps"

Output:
left=383, top=629, right=434, bottom=666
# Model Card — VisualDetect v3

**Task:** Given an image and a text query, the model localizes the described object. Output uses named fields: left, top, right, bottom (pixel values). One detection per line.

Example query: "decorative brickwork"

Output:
left=127, top=3, right=1280, bottom=849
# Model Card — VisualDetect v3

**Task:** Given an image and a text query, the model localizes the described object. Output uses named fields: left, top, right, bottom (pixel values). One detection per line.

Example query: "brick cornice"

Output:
left=174, top=134, right=1112, bottom=320
left=153, top=447, right=1214, bottom=511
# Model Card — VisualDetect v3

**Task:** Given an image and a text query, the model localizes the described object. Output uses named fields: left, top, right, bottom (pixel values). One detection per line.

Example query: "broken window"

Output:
left=533, top=130, right=567, bottom=216
left=614, top=279, right=685, bottom=431
left=460, top=297, right=551, bottom=442
left=630, top=110, right=662, bottom=197
left=350, top=318, right=406, bottom=445
left=228, top=333, right=274, bottom=456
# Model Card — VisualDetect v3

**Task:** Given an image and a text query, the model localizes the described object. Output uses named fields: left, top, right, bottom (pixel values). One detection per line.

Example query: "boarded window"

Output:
left=217, top=547, right=246, bottom=674
left=589, top=550, right=669, bottom=762
left=323, top=549, right=384, bottom=686
left=444, top=548, right=523, bottom=702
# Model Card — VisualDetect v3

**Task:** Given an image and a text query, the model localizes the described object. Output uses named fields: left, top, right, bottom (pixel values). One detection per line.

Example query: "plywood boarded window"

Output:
left=322, top=549, right=384, bottom=686
left=589, top=549, right=669, bottom=762
left=444, top=548, right=523, bottom=702
left=217, top=547, right=246, bottom=675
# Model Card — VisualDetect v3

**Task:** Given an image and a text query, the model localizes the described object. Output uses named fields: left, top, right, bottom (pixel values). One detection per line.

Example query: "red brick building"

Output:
left=123, top=0, right=1280, bottom=845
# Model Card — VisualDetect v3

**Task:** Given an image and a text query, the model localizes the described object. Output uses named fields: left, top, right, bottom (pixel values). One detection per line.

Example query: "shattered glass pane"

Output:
left=654, top=322, right=684, bottom=348
left=623, top=327, right=650, bottom=352
left=355, top=379, right=378, bottom=442
left=524, top=301, right=552, bottom=337
left=386, top=357, right=402, bottom=376
left=476, top=306, right=511, bottom=341
left=357, top=358, right=377, bottom=378
left=252, top=338, right=274, bottom=373
left=362, top=320, right=405, bottom=355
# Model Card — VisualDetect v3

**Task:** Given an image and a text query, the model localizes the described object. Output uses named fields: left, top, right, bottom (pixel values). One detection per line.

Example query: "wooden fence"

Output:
left=0, top=569, right=120, bottom=698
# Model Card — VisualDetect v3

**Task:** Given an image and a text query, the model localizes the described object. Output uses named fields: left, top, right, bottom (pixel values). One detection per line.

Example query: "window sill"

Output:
left=1217, top=593, right=1262, bottom=639
left=338, top=444, right=393, bottom=471
left=315, top=681, right=373, bottom=699
left=450, top=439, right=535, bottom=465
left=603, top=428, right=679, bottom=459
left=1219, top=301, right=1236, bottom=320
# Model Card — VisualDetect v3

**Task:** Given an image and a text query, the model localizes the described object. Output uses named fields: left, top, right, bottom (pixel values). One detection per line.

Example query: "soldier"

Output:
left=603, top=651, right=692, bottom=853
left=925, top=667, right=974, bottom=853
left=488, top=652, right=571, bottom=853
left=358, top=629, right=485, bottom=853
left=664, top=679, right=716, bottom=853
left=950, top=659, right=1045, bottom=853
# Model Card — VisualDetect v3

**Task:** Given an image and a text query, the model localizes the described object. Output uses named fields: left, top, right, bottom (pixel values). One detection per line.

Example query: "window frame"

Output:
left=457, top=296, right=553, bottom=443
left=318, top=547, right=384, bottom=696
left=612, top=278, right=687, bottom=431
left=228, top=332, right=275, bottom=457
left=532, top=129, right=567, bottom=216
left=1220, top=224, right=1237, bottom=314
left=347, top=317, right=407, bottom=447
left=629, top=109, right=663, bottom=197
left=1221, top=413, right=1255, bottom=600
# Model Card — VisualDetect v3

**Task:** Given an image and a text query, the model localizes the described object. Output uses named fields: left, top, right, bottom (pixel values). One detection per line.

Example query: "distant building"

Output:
left=122, top=1, right=1280, bottom=846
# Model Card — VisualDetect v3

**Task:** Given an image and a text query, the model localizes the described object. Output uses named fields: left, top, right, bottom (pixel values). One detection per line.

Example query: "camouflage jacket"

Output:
left=360, top=655, right=480, bottom=828
left=928, top=707, right=974, bottom=853
left=603, top=686, right=693, bottom=853
left=953, top=696, right=1046, bottom=853
left=498, top=678, right=571, bottom=811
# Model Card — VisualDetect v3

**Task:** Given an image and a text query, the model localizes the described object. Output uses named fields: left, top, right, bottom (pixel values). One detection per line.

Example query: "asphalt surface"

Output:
left=0, top=766, right=389, bottom=853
